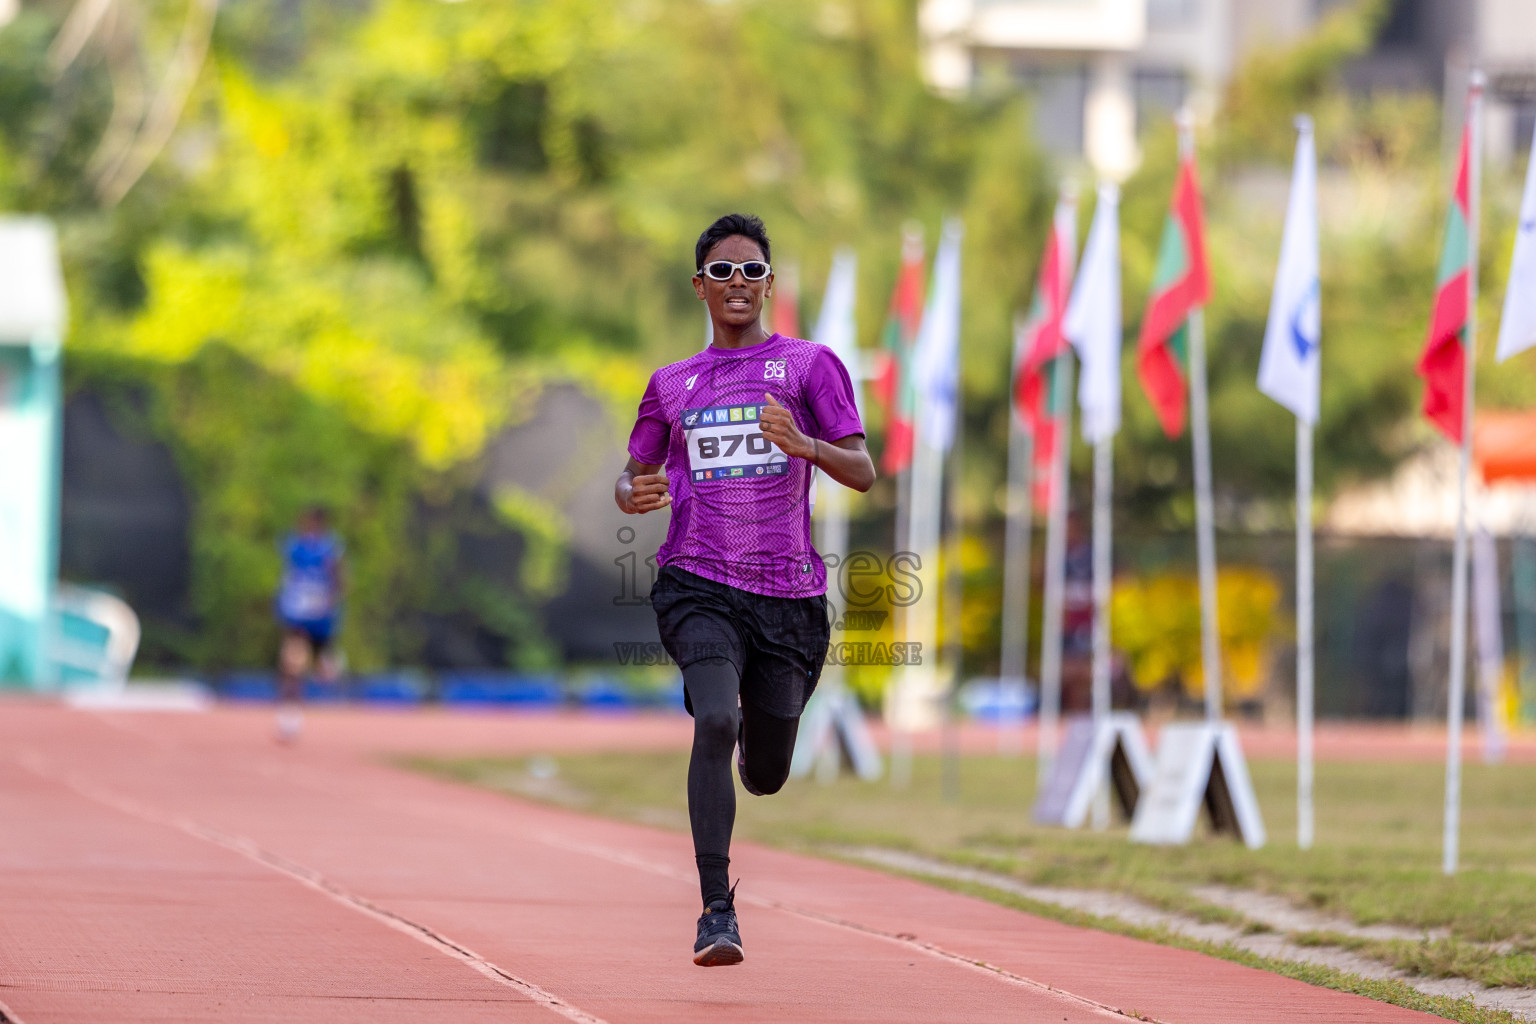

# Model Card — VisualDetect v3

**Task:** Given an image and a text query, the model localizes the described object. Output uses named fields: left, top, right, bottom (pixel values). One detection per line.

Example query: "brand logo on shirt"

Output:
left=685, top=373, right=699, bottom=390
left=764, top=359, right=786, bottom=380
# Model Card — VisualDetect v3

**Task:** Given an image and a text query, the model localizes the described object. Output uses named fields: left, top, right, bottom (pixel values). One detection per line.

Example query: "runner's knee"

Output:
left=692, top=704, right=739, bottom=756
left=744, top=758, right=790, bottom=795
left=742, top=709, right=798, bottom=795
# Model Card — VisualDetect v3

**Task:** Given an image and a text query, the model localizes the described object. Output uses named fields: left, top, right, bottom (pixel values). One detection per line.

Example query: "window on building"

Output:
left=1135, top=68, right=1187, bottom=135
left=1147, top=0, right=1199, bottom=29
left=1013, top=61, right=1088, bottom=156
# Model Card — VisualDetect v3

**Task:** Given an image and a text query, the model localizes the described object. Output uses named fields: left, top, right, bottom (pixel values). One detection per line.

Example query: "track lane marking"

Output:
left=42, top=719, right=1165, bottom=1022
left=541, top=837, right=1168, bottom=1023
left=11, top=752, right=610, bottom=1024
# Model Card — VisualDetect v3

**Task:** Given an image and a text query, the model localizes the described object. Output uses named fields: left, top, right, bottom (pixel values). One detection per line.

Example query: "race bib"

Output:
left=279, top=576, right=333, bottom=620
left=681, top=403, right=789, bottom=483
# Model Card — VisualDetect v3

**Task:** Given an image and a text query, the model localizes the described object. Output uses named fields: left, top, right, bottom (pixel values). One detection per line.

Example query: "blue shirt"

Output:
left=277, top=532, right=344, bottom=625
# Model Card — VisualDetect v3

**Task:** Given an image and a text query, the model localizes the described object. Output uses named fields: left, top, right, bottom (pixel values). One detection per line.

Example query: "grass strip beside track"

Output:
left=408, top=749, right=1536, bottom=1024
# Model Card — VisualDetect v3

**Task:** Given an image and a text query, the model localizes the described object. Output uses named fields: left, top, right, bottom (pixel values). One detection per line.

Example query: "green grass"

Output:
left=1293, top=931, right=1536, bottom=989
left=408, top=749, right=1536, bottom=1023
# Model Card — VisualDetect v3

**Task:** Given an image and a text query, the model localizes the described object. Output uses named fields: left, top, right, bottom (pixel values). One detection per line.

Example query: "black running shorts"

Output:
left=650, top=566, right=829, bottom=720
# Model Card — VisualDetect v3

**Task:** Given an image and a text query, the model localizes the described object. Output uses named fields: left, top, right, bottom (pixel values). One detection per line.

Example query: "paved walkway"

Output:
left=0, top=703, right=1448, bottom=1023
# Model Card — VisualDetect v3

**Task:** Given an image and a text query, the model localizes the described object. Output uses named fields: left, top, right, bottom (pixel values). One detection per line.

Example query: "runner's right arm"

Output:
left=619, top=369, right=672, bottom=514
left=616, top=458, right=671, bottom=514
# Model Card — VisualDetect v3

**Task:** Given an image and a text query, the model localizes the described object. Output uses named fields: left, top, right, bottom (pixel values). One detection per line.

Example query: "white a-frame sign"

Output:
left=1130, top=721, right=1266, bottom=848
left=789, top=682, right=883, bottom=782
left=1033, top=713, right=1153, bottom=827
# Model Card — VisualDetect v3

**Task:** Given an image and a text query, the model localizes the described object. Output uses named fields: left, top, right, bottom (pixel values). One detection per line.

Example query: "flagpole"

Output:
left=1000, top=317, right=1034, bottom=757
left=1178, top=110, right=1224, bottom=723
left=1296, top=414, right=1315, bottom=849
left=1037, top=350, right=1075, bottom=793
left=1090, top=433, right=1113, bottom=830
left=942, top=390, right=965, bottom=802
left=1444, top=72, right=1484, bottom=877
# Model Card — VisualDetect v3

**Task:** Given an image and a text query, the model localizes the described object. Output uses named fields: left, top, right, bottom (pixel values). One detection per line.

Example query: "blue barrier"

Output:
left=438, top=672, right=563, bottom=707
left=355, top=672, right=426, bottom=705
left=220, top=672, right=278, bottom=702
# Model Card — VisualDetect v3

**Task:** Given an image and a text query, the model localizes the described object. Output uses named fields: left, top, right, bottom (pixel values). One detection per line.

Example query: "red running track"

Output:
left=0, top=702, right=1448, bottom=1023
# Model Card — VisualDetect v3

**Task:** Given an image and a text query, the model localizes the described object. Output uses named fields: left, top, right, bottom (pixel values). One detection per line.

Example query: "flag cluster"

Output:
left=856, top=82, right=1536, bottom=506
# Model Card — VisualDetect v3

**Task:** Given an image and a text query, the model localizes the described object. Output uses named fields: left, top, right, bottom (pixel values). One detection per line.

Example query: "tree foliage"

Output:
left=5, top=0, right=1529, bottom=673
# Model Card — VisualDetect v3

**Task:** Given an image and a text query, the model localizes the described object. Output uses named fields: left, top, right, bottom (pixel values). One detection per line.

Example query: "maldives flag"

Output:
left=1138, top=156, right=1212, bottom=438
left=1012, top=200, right=1076, bottom=506
left=1417, top=125, right=1473, bottom=442
left=874, top=230, right=926, bottom=474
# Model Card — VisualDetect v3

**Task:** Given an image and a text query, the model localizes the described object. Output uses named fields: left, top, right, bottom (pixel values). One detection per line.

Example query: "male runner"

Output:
left=616, top=213, right=875, bottom=966
left=273, top=506, right=346, bottom=743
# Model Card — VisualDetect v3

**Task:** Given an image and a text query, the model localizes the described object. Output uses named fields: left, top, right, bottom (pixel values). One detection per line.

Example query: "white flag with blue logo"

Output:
left=1258, top=118, right=1321, bottom=424
left=913, top=219, right=964, bottom=453
left=1063, top=183, right=1122, bottom=444
left=1497, top=130, right=1536, bottom=363
left=813, top=248, right=861, bottom=416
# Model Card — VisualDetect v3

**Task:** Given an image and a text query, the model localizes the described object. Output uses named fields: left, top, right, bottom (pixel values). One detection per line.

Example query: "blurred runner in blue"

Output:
left=274, top=506, right=346, bottom=742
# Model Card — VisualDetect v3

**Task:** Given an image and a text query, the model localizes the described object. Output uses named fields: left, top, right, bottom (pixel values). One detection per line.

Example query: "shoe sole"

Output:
left=693, top=938, right=744, bottom=967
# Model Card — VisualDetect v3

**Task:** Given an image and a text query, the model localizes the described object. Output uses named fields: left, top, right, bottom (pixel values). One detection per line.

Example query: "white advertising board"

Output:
left=1129, top=721, right=1266, bottom=849
left=1033, top=712, right=1153, bottom=827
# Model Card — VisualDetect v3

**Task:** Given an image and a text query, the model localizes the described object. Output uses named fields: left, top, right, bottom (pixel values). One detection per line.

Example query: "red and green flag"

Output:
left=771, top=261, right=801, bottom=339
left=1137, top=157, right=1212, bottom=439
left=1013, top=201, right=1076, bottom=508
left=874, top=231, right=926, bottom=474
left=1417, top=125, right=1473, bottom=442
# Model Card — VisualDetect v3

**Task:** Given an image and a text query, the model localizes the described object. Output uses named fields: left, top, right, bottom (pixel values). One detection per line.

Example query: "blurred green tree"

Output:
left=5, top=0, right=1531, bottom=675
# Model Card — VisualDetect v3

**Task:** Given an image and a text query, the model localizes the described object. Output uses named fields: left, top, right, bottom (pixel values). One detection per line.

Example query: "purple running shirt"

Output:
left=628, top=333, right=864, bottom=598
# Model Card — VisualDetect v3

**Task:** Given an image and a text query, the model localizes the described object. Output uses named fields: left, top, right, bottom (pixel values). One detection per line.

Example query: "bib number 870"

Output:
left=697, top=432, right=771, bottom=459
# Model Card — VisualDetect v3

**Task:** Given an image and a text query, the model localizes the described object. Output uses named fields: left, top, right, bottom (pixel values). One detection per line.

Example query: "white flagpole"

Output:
left=1037, top=350, right=1075, bottom=792
left=1033, top=187, right=1079, bottom=791
left=1445, top=72, right=1484, bottom=877
left=942, top=391, right=965, bottom=801
left=1296, top=415, right=1315, bottom=849
left=1178, top=110, right=1224, bottom=723
left=892, top=219, right=963, bottom=787
left=809, top=251, right=858, bottom=780
left=1000, top=316, right=1034, bottom=756
left=1090, top=432, right=1113, bottom=829
left=1259, top=115, right=1321, bottom=848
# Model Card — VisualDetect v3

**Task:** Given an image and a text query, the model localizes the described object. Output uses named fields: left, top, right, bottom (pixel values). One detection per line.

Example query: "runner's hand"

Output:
left=761, top=394, right=813, bottom=460
left=623, top=471, right=672, bottom=514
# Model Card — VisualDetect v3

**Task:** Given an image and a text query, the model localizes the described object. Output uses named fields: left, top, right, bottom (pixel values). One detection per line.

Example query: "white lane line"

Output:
left=541, top=836, right=1167, bottom=1024
left=11, top=752, right=610, bottom=1024
left=0, top=995, right=32, bottom=1024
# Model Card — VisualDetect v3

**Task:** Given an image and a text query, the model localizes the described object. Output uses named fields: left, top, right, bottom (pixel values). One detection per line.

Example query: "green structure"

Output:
left=0, top=218, right=66, bottom=690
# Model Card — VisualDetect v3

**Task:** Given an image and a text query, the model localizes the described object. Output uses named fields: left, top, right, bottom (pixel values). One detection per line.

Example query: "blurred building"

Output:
left=919, top=0, right=1536, bottom=176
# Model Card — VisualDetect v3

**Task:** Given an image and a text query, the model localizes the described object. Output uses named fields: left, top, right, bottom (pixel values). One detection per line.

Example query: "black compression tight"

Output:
left=684, top=658, right=800, bottom=908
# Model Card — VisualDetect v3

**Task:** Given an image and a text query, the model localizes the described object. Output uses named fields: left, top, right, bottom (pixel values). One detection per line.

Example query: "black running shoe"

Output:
left=693, top=886, right=744, bottom=967
left=736, top=720, right=765, bottom=796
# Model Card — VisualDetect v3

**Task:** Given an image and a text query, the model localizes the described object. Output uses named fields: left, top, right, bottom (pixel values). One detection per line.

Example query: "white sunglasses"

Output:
left=697, top=259, right=773, bottom=282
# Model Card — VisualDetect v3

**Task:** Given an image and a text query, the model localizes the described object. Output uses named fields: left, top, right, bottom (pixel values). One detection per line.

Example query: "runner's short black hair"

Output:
left=695, top=213, right=771, bottom=270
